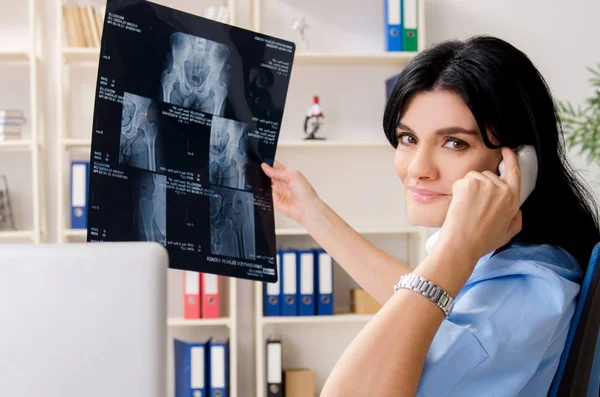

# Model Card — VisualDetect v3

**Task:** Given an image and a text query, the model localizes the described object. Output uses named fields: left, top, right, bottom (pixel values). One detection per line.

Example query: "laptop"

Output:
left=0, top=242, right=168, bottom=397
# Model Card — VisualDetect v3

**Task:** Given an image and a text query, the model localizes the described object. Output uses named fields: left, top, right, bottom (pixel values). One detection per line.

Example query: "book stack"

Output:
left=0, top=110, right=25, bottom=141
left=62, top=4, right=106, bottom=48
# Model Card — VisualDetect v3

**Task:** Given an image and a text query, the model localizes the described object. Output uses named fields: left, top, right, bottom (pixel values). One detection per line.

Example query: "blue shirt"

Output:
left=416, top=242, right=583, bottom=397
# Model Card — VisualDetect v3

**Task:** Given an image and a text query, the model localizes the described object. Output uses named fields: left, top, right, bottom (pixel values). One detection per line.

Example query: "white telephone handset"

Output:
left=424, top=145, right=538, bottom=254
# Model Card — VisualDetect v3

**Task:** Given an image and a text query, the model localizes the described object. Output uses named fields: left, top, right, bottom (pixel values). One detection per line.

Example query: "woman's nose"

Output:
left=407, top=149, right=439, bottom=180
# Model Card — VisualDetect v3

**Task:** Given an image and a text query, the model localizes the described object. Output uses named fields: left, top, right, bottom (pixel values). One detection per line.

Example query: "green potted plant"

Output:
left=558, top=63, right=600, bottom=165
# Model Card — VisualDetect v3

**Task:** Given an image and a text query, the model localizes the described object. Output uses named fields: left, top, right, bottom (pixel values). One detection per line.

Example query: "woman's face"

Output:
left=394, top=90, right=503, bottom=227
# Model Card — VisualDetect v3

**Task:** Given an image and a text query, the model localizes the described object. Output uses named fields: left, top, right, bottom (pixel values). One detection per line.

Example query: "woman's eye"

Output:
left=444, top=138, right=468, bottom=150
left=396, top=133, right=468, bottom=150
left=397, top=133, right=415, bottom=145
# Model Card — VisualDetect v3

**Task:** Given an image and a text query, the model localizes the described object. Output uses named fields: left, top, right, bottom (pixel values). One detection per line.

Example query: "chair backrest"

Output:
left=549, top=241, right=600, bottom=397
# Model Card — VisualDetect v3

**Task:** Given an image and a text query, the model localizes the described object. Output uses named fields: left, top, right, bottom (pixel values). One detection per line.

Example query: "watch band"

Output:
left=393, top=273, right=455, bottom=317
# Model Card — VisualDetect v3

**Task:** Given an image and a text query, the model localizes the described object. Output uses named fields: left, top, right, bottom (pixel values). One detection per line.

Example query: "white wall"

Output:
left=424, top=0, right=600, bottom=197
left=2, top=0, right=599, bottom=395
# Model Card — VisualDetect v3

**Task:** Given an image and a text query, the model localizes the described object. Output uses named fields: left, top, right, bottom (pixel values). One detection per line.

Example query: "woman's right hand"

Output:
left=261, top=160, right=321, bottom=225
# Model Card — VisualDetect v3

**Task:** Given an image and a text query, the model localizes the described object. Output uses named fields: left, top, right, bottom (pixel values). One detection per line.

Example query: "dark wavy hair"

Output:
left=383, top=35, right=600, bottom=270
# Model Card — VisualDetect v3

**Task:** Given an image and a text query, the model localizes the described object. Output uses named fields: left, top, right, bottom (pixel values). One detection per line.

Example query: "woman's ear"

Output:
left=490, top=149, right=504, bottom=177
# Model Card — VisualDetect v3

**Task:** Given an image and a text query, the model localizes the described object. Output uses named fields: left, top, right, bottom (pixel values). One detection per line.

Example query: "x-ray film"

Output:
left=86, top=0, right=295, bottom=283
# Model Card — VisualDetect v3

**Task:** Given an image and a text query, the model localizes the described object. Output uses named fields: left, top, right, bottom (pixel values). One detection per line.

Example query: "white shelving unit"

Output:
left=250, top=0, right=427, bottom=396
left=54, top=0, right=427, bottom=395
left=0, top=0, right=45, bottom=244
left=55, top=2, right=239, bottom=396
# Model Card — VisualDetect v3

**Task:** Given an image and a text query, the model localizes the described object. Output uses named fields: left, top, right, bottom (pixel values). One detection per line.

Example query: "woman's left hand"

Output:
left=435, top=147, right=523, bottom=268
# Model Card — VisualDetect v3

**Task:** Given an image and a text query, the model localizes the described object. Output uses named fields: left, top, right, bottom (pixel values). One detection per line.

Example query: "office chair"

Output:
left=549, top=241, right=600, bottom=397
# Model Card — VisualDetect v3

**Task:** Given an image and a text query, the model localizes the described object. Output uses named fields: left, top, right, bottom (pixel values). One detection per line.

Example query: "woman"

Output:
left=261, top=36, right=600, bottom=396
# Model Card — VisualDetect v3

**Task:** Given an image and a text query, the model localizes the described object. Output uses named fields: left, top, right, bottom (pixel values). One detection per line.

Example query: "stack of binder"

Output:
left=70, top=161, right=90, bottom=229
left=174, top=338, right=229, bottom=397
left=184, top=271, right=221, bottom=319
left=384, top=0, right=419, bottom=52
left=263, top=248, right=333, bottom=317
left=0, top=109, right=25, bottom=141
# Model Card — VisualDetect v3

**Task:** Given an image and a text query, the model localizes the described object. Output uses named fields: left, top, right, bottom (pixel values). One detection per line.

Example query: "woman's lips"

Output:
left=408, top=186, right=448, bottom=202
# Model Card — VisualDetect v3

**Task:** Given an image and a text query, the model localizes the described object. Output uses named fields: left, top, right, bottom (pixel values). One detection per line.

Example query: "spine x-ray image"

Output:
left=209, top=116, right=250, bottom=191
left=119, top=92, right=166, bottom=173
left=132, top=170, right=167, bottom=245
left=161, top=32, right=230, bottom=116
left=210, top=186, right=256, bottom=260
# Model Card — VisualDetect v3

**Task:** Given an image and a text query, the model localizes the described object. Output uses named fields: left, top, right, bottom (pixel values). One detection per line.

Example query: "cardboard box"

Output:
left=284, top=368, right=315, bottom=397
left=350, top=288, right=382, bottom=314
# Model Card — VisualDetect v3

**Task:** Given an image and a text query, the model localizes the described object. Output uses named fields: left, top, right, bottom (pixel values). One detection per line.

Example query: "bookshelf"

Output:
left=0, top=0, right=45, bottom=244
left=250, top=0, right=427, bottom=396
left=55, top=1, right=239, bottom=397
left=54, top=0, right=427, bottom=395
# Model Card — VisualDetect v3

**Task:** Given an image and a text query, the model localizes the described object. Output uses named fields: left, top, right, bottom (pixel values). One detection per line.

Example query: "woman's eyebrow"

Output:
left=397, top=123, right=479, bottom=136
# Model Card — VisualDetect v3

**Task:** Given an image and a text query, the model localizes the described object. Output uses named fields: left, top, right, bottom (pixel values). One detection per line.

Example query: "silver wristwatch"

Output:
left=393, top=273, right=455, bottom=317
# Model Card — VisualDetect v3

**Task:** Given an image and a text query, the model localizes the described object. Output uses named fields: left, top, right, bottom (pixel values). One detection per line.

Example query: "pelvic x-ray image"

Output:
left=161, top=32, right=230, bottom=116
left=132, top=169, right=167, bottom=245
left=119, top=92, right=166, bottom=173
left=210, top=186, right=256, bottom=260
left=209, top=115, right=250, bottom=191
left=88, top=0, right=296, bottom=282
